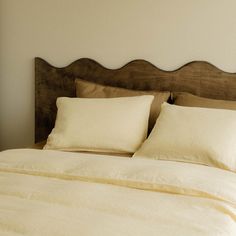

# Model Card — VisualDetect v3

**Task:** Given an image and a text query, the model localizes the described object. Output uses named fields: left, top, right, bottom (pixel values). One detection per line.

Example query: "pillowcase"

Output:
left=44, top=96, right=154, bottom=154
left=172, top=92, right=236, bottom=110
left=134, top=102, right=236, bottom=172
left=75, top=78, right=170, bottom=132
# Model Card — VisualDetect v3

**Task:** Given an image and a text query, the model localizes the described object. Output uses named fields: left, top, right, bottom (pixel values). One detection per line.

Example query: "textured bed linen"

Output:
left=0, top=149, right=236, bottom=235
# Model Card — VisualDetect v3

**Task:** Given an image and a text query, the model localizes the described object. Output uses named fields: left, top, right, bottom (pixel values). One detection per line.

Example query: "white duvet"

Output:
left=0, top=149, right=236, bottom=235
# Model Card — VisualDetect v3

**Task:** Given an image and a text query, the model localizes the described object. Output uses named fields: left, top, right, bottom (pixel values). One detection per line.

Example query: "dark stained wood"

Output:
left=35, top=57, right=236, bottom=142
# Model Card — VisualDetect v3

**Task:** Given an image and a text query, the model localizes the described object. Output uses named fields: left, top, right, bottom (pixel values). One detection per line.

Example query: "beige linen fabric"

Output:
left=44, top=96, right=153, bottom=154
left=134, top=103, right=236, bottom=171
left=0, top=148, right=236, bottom=235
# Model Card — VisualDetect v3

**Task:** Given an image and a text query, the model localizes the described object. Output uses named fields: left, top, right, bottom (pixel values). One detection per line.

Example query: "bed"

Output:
left=1, top=58, right=236, bottom=235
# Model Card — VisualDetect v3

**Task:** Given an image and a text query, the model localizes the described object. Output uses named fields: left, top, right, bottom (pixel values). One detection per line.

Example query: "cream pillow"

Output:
left=134, top=103, right=236, bottom=171
left=44, top=96, right=154, bottom=154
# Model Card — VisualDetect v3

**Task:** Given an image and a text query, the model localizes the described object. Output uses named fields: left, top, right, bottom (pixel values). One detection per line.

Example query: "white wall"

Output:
left=1, top=0, right=236, bottom=150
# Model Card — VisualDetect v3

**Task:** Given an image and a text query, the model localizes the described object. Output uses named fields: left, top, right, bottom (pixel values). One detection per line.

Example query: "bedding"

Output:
left=75, top=78, right=170, bottom=131
left=134, top=102, right=236, bottom=172
left=172, top=92, right=236, bottom=110
left=44, top=96, right=153, bottom=154
left=31, top=141, right=132, bottom=157
left=1, top=148, right=236, bottom=235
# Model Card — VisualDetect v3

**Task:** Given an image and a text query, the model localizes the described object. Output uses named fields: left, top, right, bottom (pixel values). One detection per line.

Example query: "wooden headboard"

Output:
left=35, top=57, right=236, bottom=143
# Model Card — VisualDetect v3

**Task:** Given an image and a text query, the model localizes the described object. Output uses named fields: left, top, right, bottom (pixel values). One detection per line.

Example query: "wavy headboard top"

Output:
left=35, top=57, right=236, bottom=142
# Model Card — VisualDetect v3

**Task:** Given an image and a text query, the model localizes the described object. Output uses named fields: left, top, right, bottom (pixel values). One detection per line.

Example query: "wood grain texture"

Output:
left=35, top=57, right=236, bottom=142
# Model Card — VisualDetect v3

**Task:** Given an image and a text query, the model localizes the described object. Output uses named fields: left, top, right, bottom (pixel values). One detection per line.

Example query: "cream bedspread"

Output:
left=0, top=149, right=236, bottom=236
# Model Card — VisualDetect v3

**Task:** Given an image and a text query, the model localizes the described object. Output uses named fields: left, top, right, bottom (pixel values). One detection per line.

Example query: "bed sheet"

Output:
left=0, top=149, right=236, bottom=236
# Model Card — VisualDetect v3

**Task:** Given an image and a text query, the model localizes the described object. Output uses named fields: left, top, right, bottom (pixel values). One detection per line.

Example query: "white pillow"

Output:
left=134, top=102, right=236, bottom=171
left=44, top=96, right=154, bottom=154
